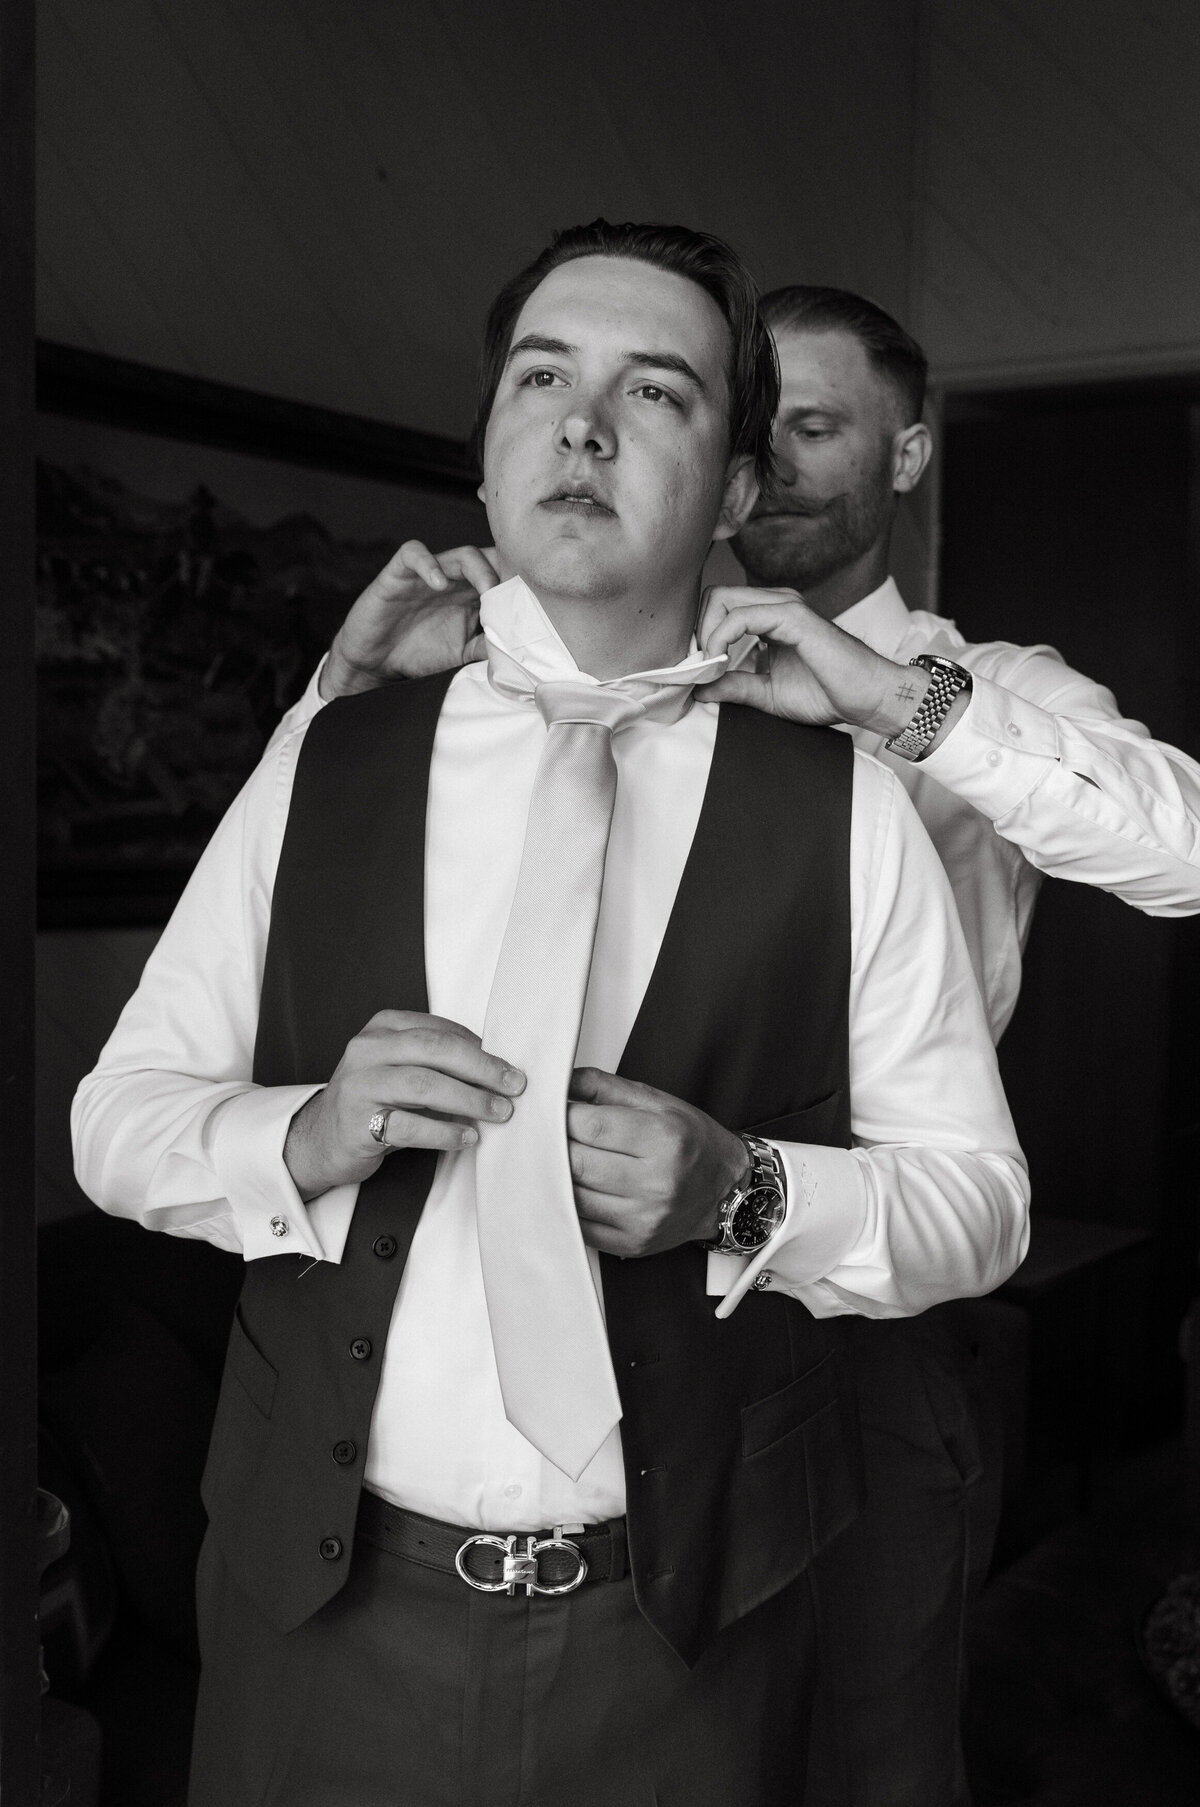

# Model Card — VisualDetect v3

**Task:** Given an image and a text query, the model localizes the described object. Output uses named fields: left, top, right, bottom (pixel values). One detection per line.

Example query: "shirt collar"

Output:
left=478, top=575, right=726, bottom=689
left=833, top=577, right=911, bottom=662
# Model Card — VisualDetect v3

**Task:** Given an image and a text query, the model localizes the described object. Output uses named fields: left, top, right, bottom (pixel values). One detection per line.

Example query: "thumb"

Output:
left=704, top=669, right=774, bottom=708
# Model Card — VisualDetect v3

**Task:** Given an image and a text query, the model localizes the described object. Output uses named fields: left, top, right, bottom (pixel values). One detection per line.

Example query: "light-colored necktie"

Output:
left=474, top=638, right=718, bottom=1480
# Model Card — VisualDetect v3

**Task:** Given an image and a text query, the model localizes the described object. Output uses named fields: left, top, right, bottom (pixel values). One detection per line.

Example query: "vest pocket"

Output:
left=741, top=1352, right=838, bottom=1459
left=228, top=1307, right=278, bottom=1419
left=742, top=1089, right=843, bottom=1146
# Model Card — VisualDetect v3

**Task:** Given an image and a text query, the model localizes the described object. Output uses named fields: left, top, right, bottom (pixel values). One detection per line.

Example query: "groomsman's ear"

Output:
left=712, top=454, right=759, bottom=542
left=892, top=422, right=933, bottom=495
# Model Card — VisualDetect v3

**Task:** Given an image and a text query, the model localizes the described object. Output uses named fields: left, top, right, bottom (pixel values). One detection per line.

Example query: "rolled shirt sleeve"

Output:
left=715, top=754, right=1030, bottom=1319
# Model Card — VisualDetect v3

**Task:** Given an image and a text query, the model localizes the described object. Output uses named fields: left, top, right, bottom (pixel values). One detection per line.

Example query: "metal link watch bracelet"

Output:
left=885, top=654, right=973, bottom=763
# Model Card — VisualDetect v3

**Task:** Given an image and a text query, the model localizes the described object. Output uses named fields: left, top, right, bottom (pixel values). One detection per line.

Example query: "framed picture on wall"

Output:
left=36, top=343, right=490, bottom=929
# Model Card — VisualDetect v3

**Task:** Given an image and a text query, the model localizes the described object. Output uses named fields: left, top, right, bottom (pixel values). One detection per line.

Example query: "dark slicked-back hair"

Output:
left=471, top=219, right=780, bottom=491
left=760, top=285, right=928, bottom=426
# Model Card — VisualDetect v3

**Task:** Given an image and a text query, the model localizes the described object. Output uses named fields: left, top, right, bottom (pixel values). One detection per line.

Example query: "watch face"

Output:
left=729, top=1185, right=785, bottom=1252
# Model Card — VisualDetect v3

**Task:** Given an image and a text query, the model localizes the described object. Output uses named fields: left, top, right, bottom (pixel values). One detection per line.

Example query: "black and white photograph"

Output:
left=2, top=4, right=1199, bottom=1805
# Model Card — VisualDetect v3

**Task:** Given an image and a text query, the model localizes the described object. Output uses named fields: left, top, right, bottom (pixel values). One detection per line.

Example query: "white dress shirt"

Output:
left=72, top=578, right=1028, bottom=1533
left=836, top=580, right=1200, bottom=1040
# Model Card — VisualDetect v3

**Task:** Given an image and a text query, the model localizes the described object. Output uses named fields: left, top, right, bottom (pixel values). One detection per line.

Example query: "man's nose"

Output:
left=556, top=395, right=615, bottom=459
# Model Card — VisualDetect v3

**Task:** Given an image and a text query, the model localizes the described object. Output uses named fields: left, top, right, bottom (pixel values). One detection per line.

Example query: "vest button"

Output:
left=349, top=1338, right=372, bottom=1361
left=319, top=1536, right=343, bottom=1561
left=373, top=1235, right=398, bottom=1259
left=332, top=1440, right=357, bottom=1466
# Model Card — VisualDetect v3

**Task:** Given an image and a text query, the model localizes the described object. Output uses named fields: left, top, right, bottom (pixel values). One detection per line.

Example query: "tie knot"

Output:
left=533, top=680, right=651, bottom=734
left=482, top=576, right=726, bottom=731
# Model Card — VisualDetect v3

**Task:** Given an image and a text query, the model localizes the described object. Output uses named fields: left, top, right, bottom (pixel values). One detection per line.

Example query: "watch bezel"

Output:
left=703, top=1136, right=787, bottom=1254
left=725, top=1182, right=787, bottom=1253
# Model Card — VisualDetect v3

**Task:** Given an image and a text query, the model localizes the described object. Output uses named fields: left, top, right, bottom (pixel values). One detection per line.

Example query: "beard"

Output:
left=732, top=457, right=894, bottom=592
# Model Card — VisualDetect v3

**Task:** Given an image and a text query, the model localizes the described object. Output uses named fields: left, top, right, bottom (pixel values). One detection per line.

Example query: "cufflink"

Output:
left=270, top=1215, right=290, bottom=1238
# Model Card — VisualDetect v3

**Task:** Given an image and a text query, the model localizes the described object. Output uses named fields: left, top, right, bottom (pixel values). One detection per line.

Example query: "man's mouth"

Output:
left=746, top=499, right=823, bottom=522
left=541, top=484, right=615, bottom=515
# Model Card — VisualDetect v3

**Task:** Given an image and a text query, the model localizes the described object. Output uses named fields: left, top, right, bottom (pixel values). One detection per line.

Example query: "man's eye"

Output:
left=634, top=384, right=675, bottom=406
left=523, top=369, right=562, bottom=389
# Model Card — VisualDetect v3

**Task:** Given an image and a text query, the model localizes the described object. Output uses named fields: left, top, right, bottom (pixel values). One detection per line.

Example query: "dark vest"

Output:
left=201, top=675, right=861, bottom=1666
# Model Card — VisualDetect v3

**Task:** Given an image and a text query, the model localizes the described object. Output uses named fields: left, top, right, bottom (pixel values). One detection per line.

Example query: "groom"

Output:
left=74, top=220, right=1028, bottom=1806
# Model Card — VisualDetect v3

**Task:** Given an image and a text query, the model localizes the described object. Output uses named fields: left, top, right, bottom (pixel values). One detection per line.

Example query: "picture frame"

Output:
left=36, top=342, right=490, bottom=928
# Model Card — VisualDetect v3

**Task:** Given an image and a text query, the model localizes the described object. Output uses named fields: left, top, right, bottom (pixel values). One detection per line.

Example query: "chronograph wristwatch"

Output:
left=701, top=1134, right=788, bottom=1255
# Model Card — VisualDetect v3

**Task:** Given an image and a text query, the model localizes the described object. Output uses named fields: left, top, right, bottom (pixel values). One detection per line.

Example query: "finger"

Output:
left=566, top=1099, right=655, bottom=1156
left=395, top=1028, right=525, bottom=1096
left=365, top=1011, right=484, bottom=1055
left=703, top=598, right=811, bottom=659
left=463, top=630, right=488, bottom=664
left=392, top=540, right=449, bottom=589
left=578, top=1214, right=632, bottom=1257
left=436, top=545, right=500, bottom=597
left=383, top=1065, right=520, bottom=1125
left=573, top=1185, right=635, bottom=1229
left=703, top=669, right=776, bottom=708
left=576, top=1214, right=633, bottom=1257
left=375, top=1107, right=480, bottom=1153
left=367, top=1009, right=480, bottom=1041
left=698, top=584, right=791, bottom=651
left=566, top=1138, right=643, bottom=1194
left=697, top=583, right=731, bottom=648
left=362, top=1016, right=525, bottom=1095
left=723, top=631, right=765, bottom=674
left=569, top=1067, right=664, bottom=1112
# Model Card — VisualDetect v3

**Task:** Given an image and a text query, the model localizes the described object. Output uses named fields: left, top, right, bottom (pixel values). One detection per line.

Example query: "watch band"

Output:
left=885, top=654, right=972, bottom=763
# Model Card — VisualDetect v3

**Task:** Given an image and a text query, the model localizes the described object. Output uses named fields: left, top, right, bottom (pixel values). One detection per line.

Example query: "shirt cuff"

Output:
left=262, top=659, right=329, bottom=757
left=710, top=1141, right=869, bottom=1319
left=299, top=657, right=330, bottom=714
left=919, top=673, right=1062, bottom=817
left=206, top=1083, right=355, bottom=1263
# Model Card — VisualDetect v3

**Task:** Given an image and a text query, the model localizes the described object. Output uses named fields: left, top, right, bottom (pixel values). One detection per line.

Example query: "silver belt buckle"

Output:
left=454, top=1527, right=589, bottom=1596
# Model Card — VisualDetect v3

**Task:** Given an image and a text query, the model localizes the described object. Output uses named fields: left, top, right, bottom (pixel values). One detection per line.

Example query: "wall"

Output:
left=916, top=0, right=1200, bottom=387
left=37, top=0, right=920, bottom=439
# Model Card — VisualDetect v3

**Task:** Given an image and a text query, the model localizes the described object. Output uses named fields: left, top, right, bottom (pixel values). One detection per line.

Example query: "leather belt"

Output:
left=357, top=1489, right=627, bottom=1597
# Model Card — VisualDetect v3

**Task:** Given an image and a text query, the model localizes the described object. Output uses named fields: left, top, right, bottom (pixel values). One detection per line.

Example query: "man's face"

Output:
left=732, top=327, right=900, bottom=591
left=482, top=255, right=749, bottom=610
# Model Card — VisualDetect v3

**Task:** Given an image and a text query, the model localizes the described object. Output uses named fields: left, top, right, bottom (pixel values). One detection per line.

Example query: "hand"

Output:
left=566, top=1068, right=748, bottom=1258
left=283, top=1010, right=525, bottom=1200
left=321, top=541, right=500, bottom=699
left=699, top=584, right=937, bottom=739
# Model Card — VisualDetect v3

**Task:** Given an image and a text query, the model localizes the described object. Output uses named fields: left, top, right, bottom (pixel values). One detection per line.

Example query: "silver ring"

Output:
left=368, top=1109, right=391, bottom=1145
